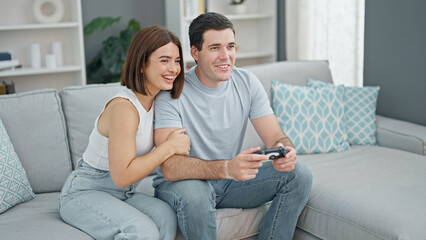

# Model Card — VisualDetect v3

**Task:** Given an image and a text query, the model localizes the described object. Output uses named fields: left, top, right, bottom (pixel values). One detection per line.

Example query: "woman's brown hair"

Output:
left=121, top=26, right=184, bottom=99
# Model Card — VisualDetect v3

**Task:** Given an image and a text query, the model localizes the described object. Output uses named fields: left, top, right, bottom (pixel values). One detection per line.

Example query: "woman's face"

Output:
left=143, top=42, right=181, bottom=96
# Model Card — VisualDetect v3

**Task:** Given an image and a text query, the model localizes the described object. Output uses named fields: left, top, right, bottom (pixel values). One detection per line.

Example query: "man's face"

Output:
left=191, top=28, right=236, bottom=88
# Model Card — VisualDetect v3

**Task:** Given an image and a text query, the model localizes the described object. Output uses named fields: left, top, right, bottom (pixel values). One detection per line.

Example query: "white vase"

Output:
left=29, top=43, right=41, bottom=68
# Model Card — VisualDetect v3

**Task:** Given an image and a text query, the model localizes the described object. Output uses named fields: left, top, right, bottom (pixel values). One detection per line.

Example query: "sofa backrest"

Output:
left=244, top=60, right=333, bottom=103
left=0, top=89, right=72, bottom=193
left=241, top=60, right=333, bottom=149
left=60, top=83, right=125, bottom=168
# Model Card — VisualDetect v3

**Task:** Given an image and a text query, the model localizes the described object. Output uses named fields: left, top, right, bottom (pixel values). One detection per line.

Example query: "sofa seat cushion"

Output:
left=0, top=192, right=92, bottom=240
left=0, top=180, right=271, bottom=240
left=297, top=145, right=426, bottom=240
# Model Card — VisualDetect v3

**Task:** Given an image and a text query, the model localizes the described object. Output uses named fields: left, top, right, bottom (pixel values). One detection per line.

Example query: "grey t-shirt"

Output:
left=154, top=66, right=273, bottom=161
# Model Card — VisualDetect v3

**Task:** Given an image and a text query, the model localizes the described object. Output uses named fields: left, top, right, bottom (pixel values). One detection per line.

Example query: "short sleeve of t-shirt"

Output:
left=248, top=72, right=274, bottom=120
left=154, top=91, right=182, bottom=129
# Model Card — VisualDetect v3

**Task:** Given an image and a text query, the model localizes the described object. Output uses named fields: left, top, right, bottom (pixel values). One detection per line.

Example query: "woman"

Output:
left=59, top=26, right=189, bottom=240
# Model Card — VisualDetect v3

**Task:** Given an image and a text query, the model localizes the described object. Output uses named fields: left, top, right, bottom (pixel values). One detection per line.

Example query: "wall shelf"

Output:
left=0, top=65, right=82, bottom=77
left=0, top=22, right=79, bottom=31
left=0, top=0, right=86, bottom=93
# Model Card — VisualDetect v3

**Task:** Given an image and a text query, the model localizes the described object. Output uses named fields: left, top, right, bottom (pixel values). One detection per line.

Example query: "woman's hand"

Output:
left=165, top=128, right=190, bottom=155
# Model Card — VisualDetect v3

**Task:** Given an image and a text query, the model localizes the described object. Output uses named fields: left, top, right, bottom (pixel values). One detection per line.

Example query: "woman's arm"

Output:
left=102, top=99, right=189, bottom=188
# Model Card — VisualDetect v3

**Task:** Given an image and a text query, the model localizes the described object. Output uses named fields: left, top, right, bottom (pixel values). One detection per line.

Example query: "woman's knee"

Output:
left=154, top=201, right=178, bottom=229
left=118, top=217, right=160, bottom=240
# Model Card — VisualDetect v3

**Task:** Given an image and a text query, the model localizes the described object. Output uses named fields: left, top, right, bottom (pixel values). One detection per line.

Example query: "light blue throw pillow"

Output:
left=271, top=80, right=350, bottom=154
left=307, top=79, right=380, bottom=145
left=0, top=118, right=35, bottom=213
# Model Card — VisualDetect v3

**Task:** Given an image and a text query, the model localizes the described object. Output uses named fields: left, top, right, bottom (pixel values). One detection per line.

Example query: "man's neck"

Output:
left=195, top=67, right=225, bottom=89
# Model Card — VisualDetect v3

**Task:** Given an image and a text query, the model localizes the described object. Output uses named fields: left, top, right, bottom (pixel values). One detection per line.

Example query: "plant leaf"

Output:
left=84, top=16, right=122, bottom=36
left=127, top=19, right=141, bottom=32
left=119, top=28, right=138, bottom=54
left=101, top=36, right=126, bottom=75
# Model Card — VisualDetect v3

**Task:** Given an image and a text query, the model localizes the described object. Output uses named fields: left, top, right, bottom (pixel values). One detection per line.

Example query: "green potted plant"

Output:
left=84, top=17, right=141, bottom=84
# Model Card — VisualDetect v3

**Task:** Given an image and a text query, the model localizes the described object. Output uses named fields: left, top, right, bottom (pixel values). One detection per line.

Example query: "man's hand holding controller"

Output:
left=224, top=144, right=297, bottom=181
left=267, top=143, right=297, bottom=172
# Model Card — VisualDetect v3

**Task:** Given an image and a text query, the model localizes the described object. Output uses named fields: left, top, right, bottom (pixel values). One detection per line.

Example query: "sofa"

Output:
left=0, top=61, right=425, bottom=240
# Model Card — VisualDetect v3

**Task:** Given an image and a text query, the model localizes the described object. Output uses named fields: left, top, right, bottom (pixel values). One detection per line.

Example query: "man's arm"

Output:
left=155, top=128, right=267, bottom=182
left=251, top=114, right=297, bottom=172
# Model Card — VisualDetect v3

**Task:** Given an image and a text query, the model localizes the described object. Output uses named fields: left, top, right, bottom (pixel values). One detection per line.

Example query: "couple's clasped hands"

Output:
left=227, top=144, right=297, bottom=181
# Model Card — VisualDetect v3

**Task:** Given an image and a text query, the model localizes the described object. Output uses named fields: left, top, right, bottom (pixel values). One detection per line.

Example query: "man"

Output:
left=154, top=12, right=312, bottom=240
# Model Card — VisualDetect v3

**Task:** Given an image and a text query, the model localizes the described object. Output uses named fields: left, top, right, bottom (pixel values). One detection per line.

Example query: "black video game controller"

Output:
left=254, top=146, right=288, bottom=160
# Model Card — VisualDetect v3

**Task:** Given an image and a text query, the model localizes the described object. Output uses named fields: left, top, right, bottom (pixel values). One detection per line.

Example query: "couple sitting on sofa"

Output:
left=59, top=12, right=313, bottom=240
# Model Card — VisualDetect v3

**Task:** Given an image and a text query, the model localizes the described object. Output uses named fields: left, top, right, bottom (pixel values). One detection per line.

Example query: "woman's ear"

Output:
left=140, top=67, right=143, bottom=73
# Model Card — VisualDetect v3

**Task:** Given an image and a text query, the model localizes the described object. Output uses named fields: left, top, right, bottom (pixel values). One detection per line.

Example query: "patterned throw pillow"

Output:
left=271, top=80, right=350, bottom=154
left=307, top=79, right=380, bottom=145
left=0, top=118, right=35, bottom=213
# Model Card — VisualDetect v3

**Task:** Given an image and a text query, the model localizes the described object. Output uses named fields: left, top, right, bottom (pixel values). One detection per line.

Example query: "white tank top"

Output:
left=82, top=88, right=154, bottom=171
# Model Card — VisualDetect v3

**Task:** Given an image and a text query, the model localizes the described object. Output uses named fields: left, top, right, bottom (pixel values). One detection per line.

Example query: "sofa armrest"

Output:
left=376, top=115, right=426, bottom=155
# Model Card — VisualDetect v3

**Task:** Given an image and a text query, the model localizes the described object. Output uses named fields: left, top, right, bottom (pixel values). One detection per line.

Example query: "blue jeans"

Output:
left=154, top=161, right=312, bottom=240
left=59, top=161, right=177, bottom=240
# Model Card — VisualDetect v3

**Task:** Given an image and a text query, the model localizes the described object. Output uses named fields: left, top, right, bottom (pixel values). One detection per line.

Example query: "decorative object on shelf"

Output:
left=0, top=53, right=11, bottom=61
left=45, top=54, right=56, bottom=68
left=0, top=83, right=5, bottom=95
left=1, top=81, right=15, bottom=94
left=29, top=43, right=41, bottom=68
left=84, top=17, right=141, bottom=84
left=0, top=52, right=20, bottom=71
left=32, top=0, right=65, bottom=23
left=52, top=41, right=63, bottom=67
left=229, top=0, right=247, bottom=14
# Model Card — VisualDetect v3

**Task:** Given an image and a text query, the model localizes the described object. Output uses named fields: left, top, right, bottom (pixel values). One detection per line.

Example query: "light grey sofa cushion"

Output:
left=0, top=89, right=71, bottom=193
left=60, top=83, right=124, bottom=168
left=376, top=115, right=426, bottom=155
left=297, top=145, right=426, bottom=240
left=0, top=192, right=92, bottom=240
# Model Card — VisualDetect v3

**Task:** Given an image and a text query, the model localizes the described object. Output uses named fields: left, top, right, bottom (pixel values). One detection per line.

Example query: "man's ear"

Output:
left=190, top=46, right=199, bottom=63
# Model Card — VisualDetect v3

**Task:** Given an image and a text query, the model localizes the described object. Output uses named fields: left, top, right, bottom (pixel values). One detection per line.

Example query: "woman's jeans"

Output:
left=154, top=161, right=313, bottom=240
left=59, top=161, right=177, bottom=240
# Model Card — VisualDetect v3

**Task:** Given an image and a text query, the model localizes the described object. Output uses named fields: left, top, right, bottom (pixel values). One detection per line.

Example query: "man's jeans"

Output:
left=154, top=161, right=313, bottom=240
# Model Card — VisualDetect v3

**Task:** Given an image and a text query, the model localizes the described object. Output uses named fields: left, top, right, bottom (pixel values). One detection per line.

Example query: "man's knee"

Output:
left=294, top=161, right=313, bottom=194
left=156, top=180, right=215, bottom=211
